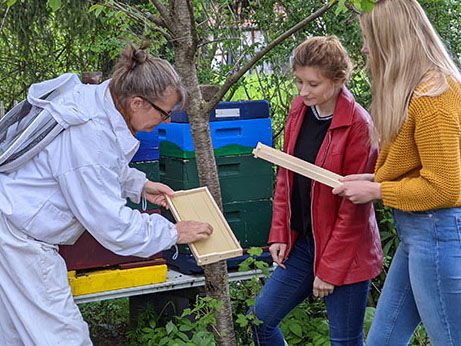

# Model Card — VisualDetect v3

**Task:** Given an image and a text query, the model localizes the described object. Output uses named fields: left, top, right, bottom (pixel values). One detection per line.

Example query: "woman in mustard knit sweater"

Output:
left=333, top=0, right=461, bottom=345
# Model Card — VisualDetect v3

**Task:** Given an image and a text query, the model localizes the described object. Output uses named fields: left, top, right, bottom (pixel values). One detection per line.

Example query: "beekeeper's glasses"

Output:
left=138, top=96, right=171, bottom=121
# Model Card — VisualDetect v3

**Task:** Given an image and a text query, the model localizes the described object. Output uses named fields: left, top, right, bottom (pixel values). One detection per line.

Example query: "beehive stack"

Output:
left=158, top=100, right=274, bottom=274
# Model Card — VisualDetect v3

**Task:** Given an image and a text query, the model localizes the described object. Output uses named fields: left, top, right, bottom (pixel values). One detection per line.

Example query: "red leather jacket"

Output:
left=269, top=87, right=383, bottom=286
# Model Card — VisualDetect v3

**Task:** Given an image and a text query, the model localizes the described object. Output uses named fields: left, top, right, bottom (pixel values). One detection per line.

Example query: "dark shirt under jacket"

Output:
left=290, top=106, right=332, bottom=238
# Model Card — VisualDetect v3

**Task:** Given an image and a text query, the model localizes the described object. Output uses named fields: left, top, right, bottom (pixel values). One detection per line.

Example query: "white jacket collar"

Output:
left=101, top=81, right=139, bottom=160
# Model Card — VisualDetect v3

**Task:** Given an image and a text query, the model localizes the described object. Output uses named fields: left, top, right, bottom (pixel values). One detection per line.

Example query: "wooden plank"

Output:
left=252, top=142, right=343, bottom=188
left=166, top=187, right=243, bottom=266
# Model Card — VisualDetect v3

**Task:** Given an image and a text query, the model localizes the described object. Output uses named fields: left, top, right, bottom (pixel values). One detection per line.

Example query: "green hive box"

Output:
left=126, top=161, right=160, bottom=210
left=159, top=154, right=273, bottom=203
left=224, top=199, right=273, bottom=248
left=160, top=142, right=256, bottom=159
left=163, top=198, right=273, bottom=254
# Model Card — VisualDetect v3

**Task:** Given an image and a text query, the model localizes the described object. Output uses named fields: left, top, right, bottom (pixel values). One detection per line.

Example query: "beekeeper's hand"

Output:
left=142, top=181, right=174, bottom=208
left=176, top=221, right=213, bottom=244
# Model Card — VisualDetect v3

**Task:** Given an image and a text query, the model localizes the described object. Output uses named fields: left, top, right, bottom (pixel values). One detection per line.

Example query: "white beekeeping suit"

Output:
left=0, top=73, right=178, bottom=345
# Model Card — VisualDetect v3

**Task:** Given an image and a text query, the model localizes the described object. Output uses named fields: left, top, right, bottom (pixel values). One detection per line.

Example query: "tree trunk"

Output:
left=203, top=261, right=234, bottom=345
left=175, top=60, right=237, bottom=346
left=172, top=1, right=237, bottom=344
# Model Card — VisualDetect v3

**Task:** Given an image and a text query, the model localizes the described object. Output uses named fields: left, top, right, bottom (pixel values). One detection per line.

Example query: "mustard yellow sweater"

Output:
left=375, top=79, right=461, bottom=211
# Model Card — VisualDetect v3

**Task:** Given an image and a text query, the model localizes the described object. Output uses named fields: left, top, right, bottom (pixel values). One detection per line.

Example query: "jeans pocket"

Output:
left=455, top=216, right=461, bottom=249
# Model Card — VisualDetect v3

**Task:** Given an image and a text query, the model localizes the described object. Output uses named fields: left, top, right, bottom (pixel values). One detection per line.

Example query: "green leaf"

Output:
left=238, top=261, right=251, bottom=272
left=245, top=298, right=256, bottom=306
left=47, top=0, right=61, bottom=11
left=88, top=4, right=99, bottom=12
left=255, top=261, right=269, bottom=271
left=89, top=4, right=103, bottom=18
left=380, top=231, right=394, bottom=241
left=335, top=0, right=348, bottom=15
left=363, top=306, right=376, bottom=335
left=382, top=239, right=393, bottom=256
left=181, top=308, right=192, bottom=316
left=176, top=331, right=190, bottom=342
left=361, top=0, right=376, bottom=13
left=236, top=313, right=249, bottom=327
left=248, top=247, right=263, bottom=257
left=179, top=322, right=195, bottom=332
left=288, top=322, right=303, bottom=337
left=159, top=337, right=170, bottom=346
left=166, top=321, right=176, bottom=335
left=7, top=0, right=17, bottom=7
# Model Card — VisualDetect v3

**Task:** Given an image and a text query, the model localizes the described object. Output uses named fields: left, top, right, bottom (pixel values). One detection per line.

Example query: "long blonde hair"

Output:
left=360, top=0, right=461, bottom=146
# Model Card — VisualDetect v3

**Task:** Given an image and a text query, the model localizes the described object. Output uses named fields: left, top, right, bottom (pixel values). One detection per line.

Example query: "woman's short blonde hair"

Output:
left=292, top=35, right=353, bottom=83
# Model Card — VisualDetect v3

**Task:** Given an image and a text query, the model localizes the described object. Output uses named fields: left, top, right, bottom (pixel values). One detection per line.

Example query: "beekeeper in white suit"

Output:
left=0, top=42, right=213, bottom=345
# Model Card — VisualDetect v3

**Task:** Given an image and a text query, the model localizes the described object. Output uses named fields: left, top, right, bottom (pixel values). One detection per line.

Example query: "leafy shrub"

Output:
left=127, top=296, right=222, bottom=346
left=280, top=299, right=330, bottom=346
left=231, top=247, right=331, bottom=345
left=79, top=298, right=129, bottom=343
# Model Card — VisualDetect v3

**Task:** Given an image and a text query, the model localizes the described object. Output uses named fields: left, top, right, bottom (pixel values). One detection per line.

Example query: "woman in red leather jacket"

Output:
left=250, top=36, right=383, bottom=346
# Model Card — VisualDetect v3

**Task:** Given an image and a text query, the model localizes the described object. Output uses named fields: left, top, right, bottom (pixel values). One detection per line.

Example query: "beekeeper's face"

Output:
left=129, top=89, right=179, bottom=132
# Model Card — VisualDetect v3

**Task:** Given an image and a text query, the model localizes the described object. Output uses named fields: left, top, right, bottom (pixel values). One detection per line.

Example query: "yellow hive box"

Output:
left=68, top=264, right=167, bottom=296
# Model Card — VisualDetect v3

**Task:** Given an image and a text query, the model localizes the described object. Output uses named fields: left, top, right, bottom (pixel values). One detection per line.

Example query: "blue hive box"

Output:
left=131, top=128, right=160, bottom=162
left=157, top=118, right=272, bottom=158
left=163, top=249, right=273, bottom=275
left=170, top=100, right=270, bottom=123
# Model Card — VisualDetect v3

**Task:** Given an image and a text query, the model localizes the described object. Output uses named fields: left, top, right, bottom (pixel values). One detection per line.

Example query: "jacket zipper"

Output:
left=311, top=131, right=332, bottom=275
left=286, top=166, right=292, bottom=258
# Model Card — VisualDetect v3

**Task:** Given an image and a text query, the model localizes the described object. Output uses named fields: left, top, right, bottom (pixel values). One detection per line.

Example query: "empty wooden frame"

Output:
left=252, top=142, right=343, bottom=188
left=166, top=187, right=243, bottom=266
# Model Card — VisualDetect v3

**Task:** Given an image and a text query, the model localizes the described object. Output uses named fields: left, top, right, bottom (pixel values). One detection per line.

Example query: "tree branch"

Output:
left=150, top=0, right=175, bottom=33
left=144, top=12, right=168, bottom=28
left=345, top=0, right=361, bottom=15
left=186, top=0, right=200, bottom=47
left=206, top=1, right=336, bottom=110
left=0, top=5, right=10, bottom=34
left=275, top=74, right=290, bottom=111
left=107, top=1, right=173, bottom=41
left=198, top=37, right=241, bottom=48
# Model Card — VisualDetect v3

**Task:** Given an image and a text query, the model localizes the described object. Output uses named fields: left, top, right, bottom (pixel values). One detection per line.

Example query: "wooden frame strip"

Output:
left=252, top=142, right=343, bottom=188
left=166, top=187, right=243, bottom=266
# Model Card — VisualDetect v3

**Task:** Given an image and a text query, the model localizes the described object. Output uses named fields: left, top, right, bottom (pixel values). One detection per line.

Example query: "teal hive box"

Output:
left=159, top=154, right=273, bottom=203
left=157, top=118, right=272, bottom=158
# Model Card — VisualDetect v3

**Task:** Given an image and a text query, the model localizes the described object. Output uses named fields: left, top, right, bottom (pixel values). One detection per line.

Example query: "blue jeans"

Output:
left=367, top=208, right=461, bottom=346
left=250, top=235, right=370, bottom=346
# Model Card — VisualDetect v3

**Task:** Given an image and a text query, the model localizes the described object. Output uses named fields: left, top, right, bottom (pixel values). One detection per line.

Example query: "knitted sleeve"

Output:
left=379, top=92, right=461, bottom=211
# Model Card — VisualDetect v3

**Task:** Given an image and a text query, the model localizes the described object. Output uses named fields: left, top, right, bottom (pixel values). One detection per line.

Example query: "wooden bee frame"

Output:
left=166, top=187, right=243, bottom=266
left=252, top=142, right=343, bottom=188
